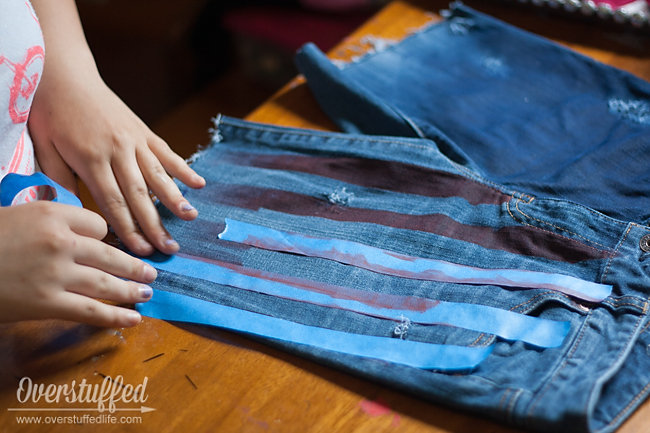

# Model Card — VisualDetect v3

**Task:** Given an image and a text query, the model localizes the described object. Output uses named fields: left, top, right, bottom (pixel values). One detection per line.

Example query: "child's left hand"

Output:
left=28, top=0, right=206, bottom=257
left=29, top=71, right=205, bottom=257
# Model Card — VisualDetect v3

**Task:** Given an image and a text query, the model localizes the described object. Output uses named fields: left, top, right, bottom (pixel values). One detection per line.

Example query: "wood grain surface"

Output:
left=7, top=1, right=650, bottom=432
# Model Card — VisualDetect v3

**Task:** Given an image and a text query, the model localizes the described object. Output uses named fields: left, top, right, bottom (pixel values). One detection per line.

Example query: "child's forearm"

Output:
left=30, top=0, right=100, bottom=86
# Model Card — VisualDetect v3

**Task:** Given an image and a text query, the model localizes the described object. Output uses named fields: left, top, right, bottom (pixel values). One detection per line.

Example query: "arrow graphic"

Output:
left=7, top=406, right=155, bottom=413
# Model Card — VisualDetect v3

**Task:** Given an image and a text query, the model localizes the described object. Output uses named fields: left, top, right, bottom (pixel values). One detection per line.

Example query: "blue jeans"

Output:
left=146, top=114, right=650, bottom=433
left=294, top=3, right=650, bottom=225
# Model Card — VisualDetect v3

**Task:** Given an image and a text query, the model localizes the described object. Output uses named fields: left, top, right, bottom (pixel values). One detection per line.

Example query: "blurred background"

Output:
left=76, top=0, right=387, bottom=125
left=75, top=0, right=648, bottom=158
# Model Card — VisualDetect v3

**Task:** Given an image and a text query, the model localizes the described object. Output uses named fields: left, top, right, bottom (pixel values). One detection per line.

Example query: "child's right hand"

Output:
left=0, top=201, right=156, bottom=327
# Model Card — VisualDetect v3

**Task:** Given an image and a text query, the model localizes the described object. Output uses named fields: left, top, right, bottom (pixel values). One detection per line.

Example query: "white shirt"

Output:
left=0, top=0, right=44, bottom=203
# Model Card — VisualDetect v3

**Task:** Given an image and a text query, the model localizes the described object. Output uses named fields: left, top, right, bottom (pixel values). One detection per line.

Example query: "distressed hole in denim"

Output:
left=325, top=187, right=354, bottom=205
left=447, top=17, right=475, bottom=35
left=209, top=114, right=224, bottom=143
left=393, top=316, right=411, bottom=340
left=483, top=57, right=508, bottom=77
left=608, top=99, right=650, bottom=125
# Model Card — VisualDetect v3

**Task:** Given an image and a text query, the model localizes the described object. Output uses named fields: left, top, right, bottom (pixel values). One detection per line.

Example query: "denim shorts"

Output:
left=142, top=114, right=650, bottom=433
left=294, top=3, right=650, bottom=225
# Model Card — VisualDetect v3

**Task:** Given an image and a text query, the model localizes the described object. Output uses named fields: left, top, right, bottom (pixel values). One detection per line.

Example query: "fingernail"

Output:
left=139, top=239, right=154, bottom=252
left=193, top=174, right=205, bottom=184
left=139, top=285, right=153, bottom=300
left=144, top=264, right=157, bottom=281
left=165, top=238, right=179, bottom=249
left=181, top=202, right=195, bottom=212
left=127, top=311, right=141, bottom=325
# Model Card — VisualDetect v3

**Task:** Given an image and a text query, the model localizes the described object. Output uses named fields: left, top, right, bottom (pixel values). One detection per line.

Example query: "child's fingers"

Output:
left=138, top=148, right=198, bottom=221
left=73, top=236, right=157, bottom=283
left=56, top=203, right=108, bottom=240
left=64, top=264, right=153, bottom=305
left=111, top=154, right=179, bottom=255
left=148, top=134, right=205, bottom=189
left=51, top=291, right=142, bottom=328
left=81, top=163, right=155, bottom=256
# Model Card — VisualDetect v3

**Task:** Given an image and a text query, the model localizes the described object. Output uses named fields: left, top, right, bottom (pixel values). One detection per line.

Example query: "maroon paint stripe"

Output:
left=222, top=152, right=510, bottom=206
left=211, top=184, right=609, bottom=264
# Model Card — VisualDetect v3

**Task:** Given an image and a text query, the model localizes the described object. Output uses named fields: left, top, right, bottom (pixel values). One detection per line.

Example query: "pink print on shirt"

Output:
left=0, top=0, right=46, bottom=204
left=7, top=130, right=25, bottom=174
left=0, top=45, right=44, bottom=124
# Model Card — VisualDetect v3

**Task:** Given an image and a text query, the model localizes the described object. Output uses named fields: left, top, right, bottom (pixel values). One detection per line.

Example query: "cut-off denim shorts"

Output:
left=295, top=3, right=650, bottom=225
left=140, top=4, right=650, bottom=432
left=143, top=115, right=650, bottom=433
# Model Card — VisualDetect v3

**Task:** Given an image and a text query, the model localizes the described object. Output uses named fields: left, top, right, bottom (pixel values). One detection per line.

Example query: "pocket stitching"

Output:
left=507, top=196, right=613, bottom=254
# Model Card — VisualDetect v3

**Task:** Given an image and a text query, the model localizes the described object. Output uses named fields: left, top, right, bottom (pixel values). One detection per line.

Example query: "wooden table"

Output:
left=2, top=1, right=650, bottom=432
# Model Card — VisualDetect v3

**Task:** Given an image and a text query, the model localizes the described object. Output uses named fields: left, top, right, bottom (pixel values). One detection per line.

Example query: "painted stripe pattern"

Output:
left=218, top=219, right=612, bottom=302
left=142, top=252, right=571, bottom=348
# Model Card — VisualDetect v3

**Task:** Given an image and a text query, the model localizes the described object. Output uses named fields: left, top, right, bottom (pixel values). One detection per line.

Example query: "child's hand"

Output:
left=0, top=201, right=156, bottom=327
left=29, top=74, right=205, bottom=256
left=28, top=0, right=205, bottom=257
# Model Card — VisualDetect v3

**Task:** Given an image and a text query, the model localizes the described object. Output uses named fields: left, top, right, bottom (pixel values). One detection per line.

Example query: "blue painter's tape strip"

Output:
left=137, top=288, right=493, bottom=371
left=219, top=219, right=611, bottom=303
left=142, top=253, right=569, bottom=348
left=0, top=173, right=81, bottom=207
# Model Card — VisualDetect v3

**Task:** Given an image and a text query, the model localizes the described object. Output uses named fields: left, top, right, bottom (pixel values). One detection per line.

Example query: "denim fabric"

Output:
left=294, top=4, right=650, bottom=225
left=148, top=115, right=650, bottom=433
